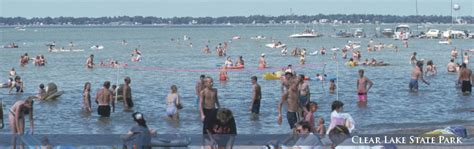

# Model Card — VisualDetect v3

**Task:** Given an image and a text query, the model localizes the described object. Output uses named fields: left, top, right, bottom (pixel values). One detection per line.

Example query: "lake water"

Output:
left=0, top=24, right=473, bottom=136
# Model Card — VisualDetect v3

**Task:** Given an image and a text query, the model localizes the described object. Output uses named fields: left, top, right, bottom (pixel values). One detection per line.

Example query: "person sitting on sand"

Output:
left=447, top=59, right=458, bottom=72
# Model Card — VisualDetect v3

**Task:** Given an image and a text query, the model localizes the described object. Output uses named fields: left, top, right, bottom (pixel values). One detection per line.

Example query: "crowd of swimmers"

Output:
left=2, top=37, right=474, bottom=148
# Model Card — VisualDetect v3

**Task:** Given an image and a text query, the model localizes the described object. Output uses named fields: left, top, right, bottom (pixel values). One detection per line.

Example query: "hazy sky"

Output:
left=1, top=0, right=473, bottom=18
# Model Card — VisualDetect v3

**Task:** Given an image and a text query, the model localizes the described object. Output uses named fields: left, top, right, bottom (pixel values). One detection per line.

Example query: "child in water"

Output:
left=315, top=117, right=326, bottom=136
left=329, top=79, right=336, bottom=94
left=36, top=84, right=46, bottom=100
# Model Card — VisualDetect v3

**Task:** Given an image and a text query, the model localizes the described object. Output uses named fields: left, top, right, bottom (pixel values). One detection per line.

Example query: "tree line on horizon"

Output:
left=0, top=14, right=472, bottom=25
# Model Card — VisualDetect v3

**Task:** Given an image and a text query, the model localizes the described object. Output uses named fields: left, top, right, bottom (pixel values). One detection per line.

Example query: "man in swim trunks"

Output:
left=86, top=54, right=94, bottom=69
left=123, top=77, right=134, bottom=110
left=195, top=75, right=205, bottom=106
left=278, top=74, right=302, bottom=129
left=458, top=63, right=473, bottom=94
left=447, top=59, right=458, bottom=72
left=410, top=61, right=430, bottom=92
left=298, top=75, right=310, bottom=112
left=199, top=77, right=220, bottom=133
left=249, top=76, right=261, bottom=119
left=357, top=69, right=373, bottom=102
left=96, top=81, right=114, bottom=117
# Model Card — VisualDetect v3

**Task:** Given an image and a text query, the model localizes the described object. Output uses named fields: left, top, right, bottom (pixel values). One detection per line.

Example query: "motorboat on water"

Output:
left=353, top=28, right=366, bottom=38
left=425, top=29, right=441, bottom=38
left=381, top=28, right=394, bottom=38
left=394, top=24, right=411, bottom=40
left=289, top=29, right=321, bottom=38
left=265, top=43, right=286, bottom=48
left=332, top=30, right=353, bottom=38
left=442, top=30, right=467, bottom=39
left=15, top=27, right=26, bottom=31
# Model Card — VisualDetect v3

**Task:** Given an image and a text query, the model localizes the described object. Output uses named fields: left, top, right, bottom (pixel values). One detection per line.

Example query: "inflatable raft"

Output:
left=263, top=71, right=284, bottom=80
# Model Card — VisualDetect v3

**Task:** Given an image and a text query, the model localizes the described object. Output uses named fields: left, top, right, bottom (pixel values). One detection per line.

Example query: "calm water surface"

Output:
left=0, top=24, right=473, bottom=135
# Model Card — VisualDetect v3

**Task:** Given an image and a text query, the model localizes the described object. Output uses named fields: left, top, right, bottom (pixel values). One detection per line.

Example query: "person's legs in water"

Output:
left=358, top=92, right=367, bottom=102
left=286, top=112, right=299, bottom=129
left=461, top=81, right=472, bottom=94
left=409, top=79, right=418, bottom=91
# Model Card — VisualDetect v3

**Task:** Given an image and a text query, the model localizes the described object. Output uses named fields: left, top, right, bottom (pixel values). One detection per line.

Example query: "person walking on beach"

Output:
left=278, top=73, right=302, bottom=129
left=458, top=63, right=473, bottom=94
left=8, top=96, right=35, bottom=134
left=96, top=81, right=114, bottom=117
left=86, top=54, right=94, bottom=69
left=249, top=76, right=261, bottom=119
left=356, top=69, right=373, bottom=102
left=123, top=77, right=134, bottom=111
left=199, top=77, right=220, bottom=133
left=409, top=61, right=430, bottom=92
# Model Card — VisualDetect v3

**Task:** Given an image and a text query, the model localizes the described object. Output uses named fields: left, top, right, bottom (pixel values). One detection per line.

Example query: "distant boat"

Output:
left=232, top=36, right=241, bottom=40
left=91, top=45, right=104, bottom=50
left=353, top=28, right=366, bottom=38
left=265, top=43, right=286, bottom=49
left=442, top=30, right=467, bottom=39
left=394, top=24, right=411, bottom=40
left=425, top=29, right=441, bottom=38
left=289, top=29, right=322, bottom=38
left=15, top=26, right=26, bottom=31
left=3, top=44, right=19, bottom=48
left=332, top=30, right=353, bottom=38
left=381, top=28, right=394, bottom=38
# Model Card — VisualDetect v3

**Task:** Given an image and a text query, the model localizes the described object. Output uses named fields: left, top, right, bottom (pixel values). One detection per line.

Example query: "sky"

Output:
left=1, top=0, right=473, bottom=18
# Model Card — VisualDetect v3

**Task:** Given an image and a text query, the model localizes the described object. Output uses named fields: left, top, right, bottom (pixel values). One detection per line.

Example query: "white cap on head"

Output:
left=261, top=53, right=265, bottom=56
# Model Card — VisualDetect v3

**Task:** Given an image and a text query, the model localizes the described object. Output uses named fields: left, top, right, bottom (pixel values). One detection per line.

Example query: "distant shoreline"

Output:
left=1, top=14, right=472, bottom=26
left=1, top=23, right=472, bottom=29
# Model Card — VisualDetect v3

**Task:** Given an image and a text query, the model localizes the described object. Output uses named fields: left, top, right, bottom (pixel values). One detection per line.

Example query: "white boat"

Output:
left=439, top=40, right=451, bottom=45
left=15, top=27, right=26, bottom=31
left=426, top=29, right=441, bottom=38
left=394, top=24, right=411, bottom=40
left=442, top=30, right=467, bottom=39
left=381, top=28, right=394, bottom=38
left=309, top=51, right=318, bottom=56
left=90, top=45, right=104, bottom=50
left=265, top=43, right=286, bottom=48
left=345, top=44, right=361, bottom=49
left=353, top=28, right=366, bottom=38
left=289, top=33, right=317, bottom=38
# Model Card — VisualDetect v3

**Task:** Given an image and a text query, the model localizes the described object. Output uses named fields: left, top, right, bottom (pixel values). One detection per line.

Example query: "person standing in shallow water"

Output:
left=458, top=63, right=473, bottom=95
left=96, top=81, right=114, bottom=117
left=199, top=77, right=220, bottom=133
left=249, top=76, right=261, bottom=119
left=123, top=77, right=134, bottom=111
left=409, top=61, right=430, bottom=92
left=9, top=96, right=34, bottom=134
left=86, top=54, right=94, bottom=69
left=356, top=69, right=373, bottom=103
left=83, top=82, right=92, bottom=112
left=195, top=75, right=205, bottom=106
left=166, top=85, right=181, bottom=121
